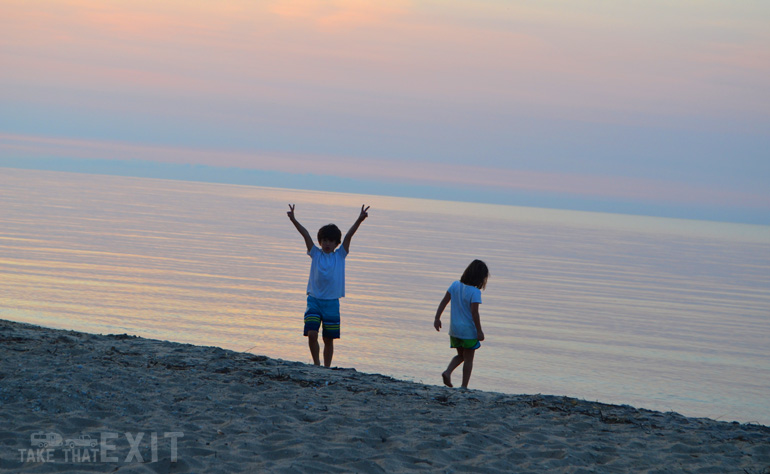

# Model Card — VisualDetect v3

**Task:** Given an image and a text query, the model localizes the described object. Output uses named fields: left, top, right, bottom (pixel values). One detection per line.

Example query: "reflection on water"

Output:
left=2, top=168, right=769, bottom=424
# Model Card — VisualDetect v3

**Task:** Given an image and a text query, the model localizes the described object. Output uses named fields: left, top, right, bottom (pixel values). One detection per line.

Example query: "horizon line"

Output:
left=2, top=161, right=769, bottom=230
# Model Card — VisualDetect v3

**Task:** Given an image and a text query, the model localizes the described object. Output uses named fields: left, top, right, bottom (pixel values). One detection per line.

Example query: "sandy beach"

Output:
left=1, top=319, right=768, bottom=473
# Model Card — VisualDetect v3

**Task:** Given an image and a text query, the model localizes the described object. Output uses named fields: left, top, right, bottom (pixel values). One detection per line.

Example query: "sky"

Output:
left=1, top=0, right=769, bottom=224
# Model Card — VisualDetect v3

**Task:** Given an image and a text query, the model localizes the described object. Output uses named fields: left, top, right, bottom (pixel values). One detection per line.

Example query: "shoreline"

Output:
left=2, top=319, right=768, bottom=473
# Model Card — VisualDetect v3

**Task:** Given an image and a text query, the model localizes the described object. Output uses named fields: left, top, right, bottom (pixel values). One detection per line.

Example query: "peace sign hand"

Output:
left=358, top=205, right=370, bottom=222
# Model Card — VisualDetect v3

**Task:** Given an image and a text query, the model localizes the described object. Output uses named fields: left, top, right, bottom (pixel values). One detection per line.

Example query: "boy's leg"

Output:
left=460, top=348, right=476, bottom=388
left=303, top=296, right=322, bottom=366
left=442, top=348, right=465, bottom=387
left=322, top=337, right=334, bottom=367
left=307, top=331, right=321, bottom=366
left=319, top=298, right=340, bottom=368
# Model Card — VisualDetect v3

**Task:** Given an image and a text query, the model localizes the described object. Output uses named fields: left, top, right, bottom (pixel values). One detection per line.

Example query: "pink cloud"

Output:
left=3, top=0, right=766, bottom=124
left=269, top=0, right=409, bottom=29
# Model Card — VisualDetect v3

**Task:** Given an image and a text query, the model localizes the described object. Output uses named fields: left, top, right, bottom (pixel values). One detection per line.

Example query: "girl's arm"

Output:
left=287, top=204, right=314, bottom=252
left=471, top=302, right=484, bottom=341
left=434, top=292, right=451, bottom=331
left=342, top=205, right=370, bottom=253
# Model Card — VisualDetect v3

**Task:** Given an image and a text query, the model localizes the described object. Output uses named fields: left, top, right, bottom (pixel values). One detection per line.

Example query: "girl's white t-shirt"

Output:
left=448, top=280, right=482, bottom=340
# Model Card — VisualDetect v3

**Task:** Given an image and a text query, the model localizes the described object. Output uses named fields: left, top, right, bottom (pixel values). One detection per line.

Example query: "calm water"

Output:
left=2, top=168, right=769, bottom=425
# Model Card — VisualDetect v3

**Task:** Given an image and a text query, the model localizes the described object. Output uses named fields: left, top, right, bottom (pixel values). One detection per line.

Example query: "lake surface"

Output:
left=2, top=168, right=769, bottom=425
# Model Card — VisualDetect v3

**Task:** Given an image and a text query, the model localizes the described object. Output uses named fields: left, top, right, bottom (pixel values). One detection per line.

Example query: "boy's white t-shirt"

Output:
left=306, top=245, right=347, bottom=299
left=448, top=280, right=482, bottom=340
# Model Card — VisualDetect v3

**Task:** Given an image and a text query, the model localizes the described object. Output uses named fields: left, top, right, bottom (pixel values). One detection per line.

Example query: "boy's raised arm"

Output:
left=342, top=204, right=369, bottom=253
left=287, top=204, right=314, bottom=252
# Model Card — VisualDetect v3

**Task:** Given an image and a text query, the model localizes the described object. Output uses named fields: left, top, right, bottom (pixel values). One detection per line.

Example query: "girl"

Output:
left=433, top=259, right=489, bottom=388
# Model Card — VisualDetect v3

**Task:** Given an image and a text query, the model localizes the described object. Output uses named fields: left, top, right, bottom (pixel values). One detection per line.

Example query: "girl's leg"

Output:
left=323, top=336, right=334, bottom=367
left=460, top=348, right=476, bottom=388
left=442, top=348, right=465, bottom=387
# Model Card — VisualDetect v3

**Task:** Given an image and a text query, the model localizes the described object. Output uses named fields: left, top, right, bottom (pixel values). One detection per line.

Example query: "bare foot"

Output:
left=442, top=371, right=453, bottom=387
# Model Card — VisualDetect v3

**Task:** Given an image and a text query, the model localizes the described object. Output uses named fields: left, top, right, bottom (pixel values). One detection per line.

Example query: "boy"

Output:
left=287, top=204, right=370, bottom=367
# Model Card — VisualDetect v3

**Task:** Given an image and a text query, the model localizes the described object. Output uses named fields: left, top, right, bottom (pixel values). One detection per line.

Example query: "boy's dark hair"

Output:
left=317, top=224, right=342, bottom=245
left=460, top=259, right=489, bottom=290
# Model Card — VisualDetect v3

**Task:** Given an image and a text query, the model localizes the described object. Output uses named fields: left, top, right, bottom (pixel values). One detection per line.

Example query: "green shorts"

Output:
left=450, top=336, right=480, bottom=350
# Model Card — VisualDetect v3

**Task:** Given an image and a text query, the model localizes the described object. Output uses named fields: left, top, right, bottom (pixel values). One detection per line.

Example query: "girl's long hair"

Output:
left=460, top=259, right=489, bottom=290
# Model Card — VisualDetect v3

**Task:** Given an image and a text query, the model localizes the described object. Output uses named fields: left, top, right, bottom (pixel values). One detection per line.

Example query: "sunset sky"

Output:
left=1, top=1, right=768, bottom=224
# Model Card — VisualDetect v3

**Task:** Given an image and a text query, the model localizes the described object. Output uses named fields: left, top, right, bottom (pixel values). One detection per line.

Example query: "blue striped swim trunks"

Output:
left=303, top=295, right=341, bottom=339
